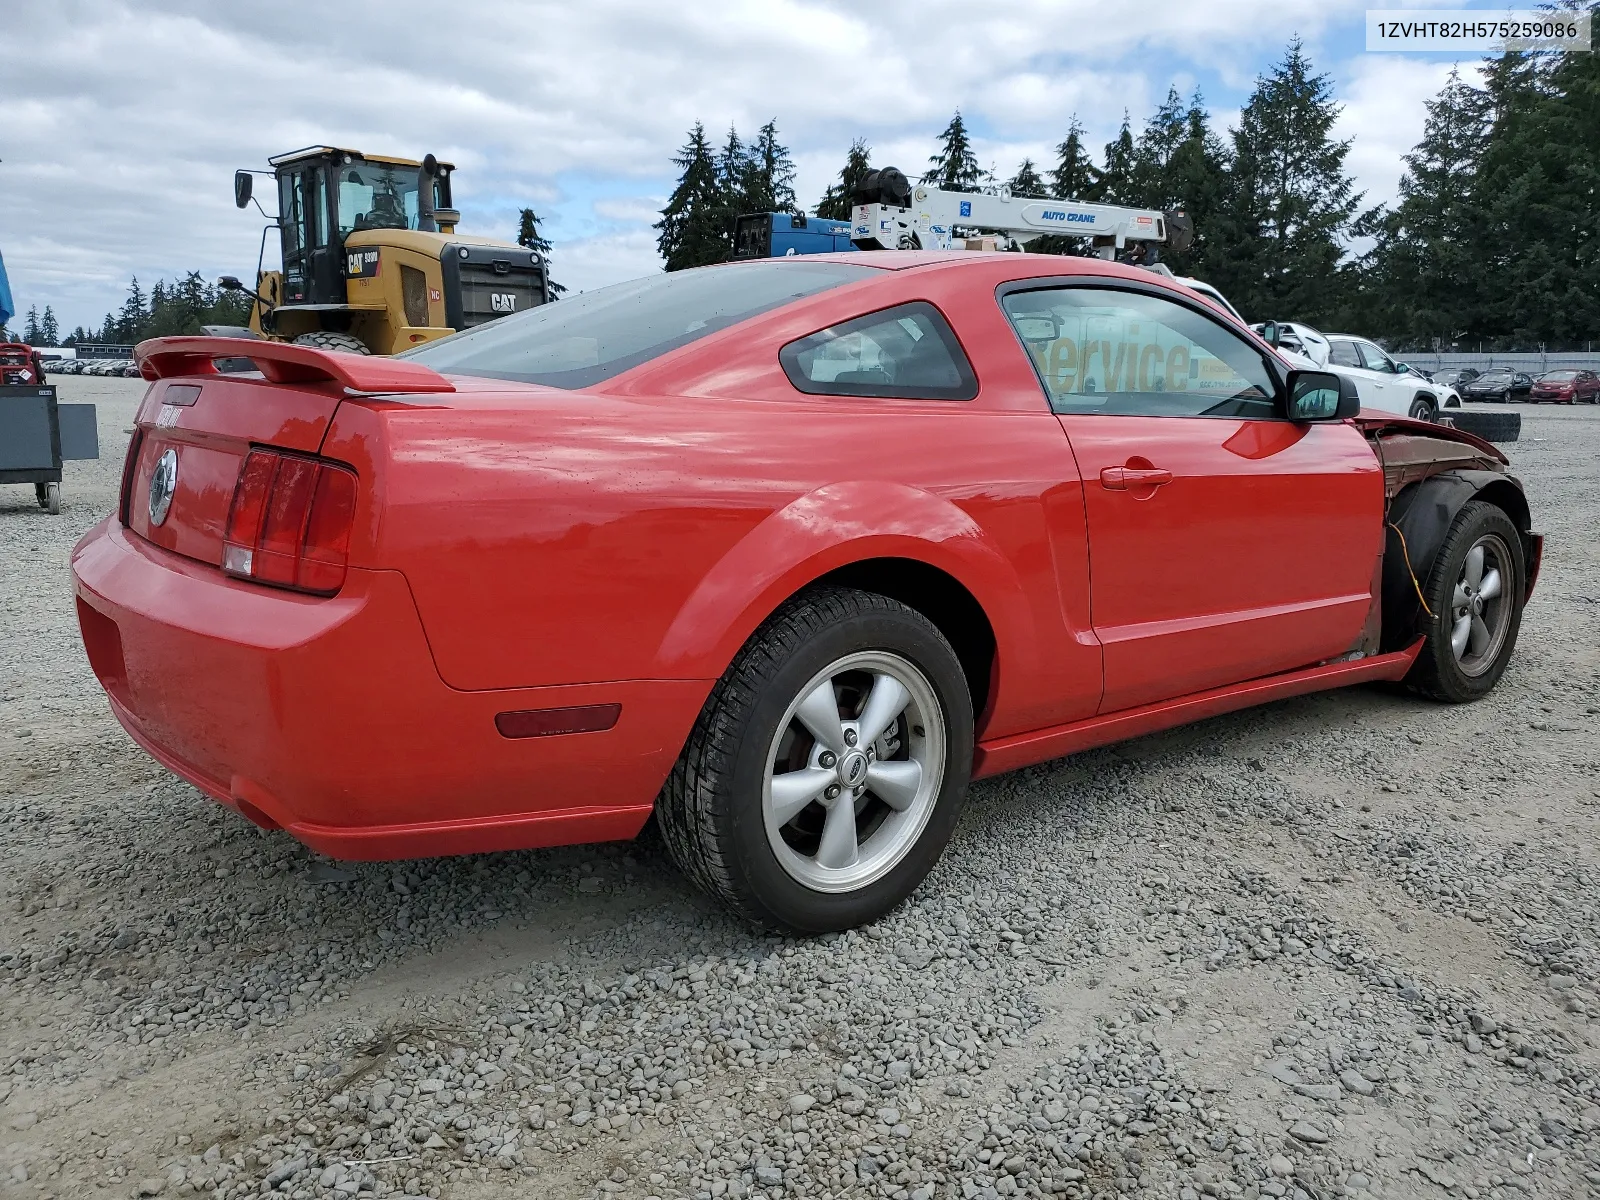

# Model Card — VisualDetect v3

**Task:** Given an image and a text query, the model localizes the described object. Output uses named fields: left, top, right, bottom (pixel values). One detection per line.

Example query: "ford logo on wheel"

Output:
left=148, top=448, right=178, bottom=527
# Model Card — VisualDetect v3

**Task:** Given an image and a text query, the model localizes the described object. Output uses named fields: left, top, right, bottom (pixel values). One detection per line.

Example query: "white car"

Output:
left=1254, top=322, right=1460, bottom=421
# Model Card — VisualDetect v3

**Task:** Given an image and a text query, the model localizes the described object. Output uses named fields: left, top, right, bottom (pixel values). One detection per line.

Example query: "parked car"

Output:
left=76, top=255, right=1541, bottom=932
left=120, top=360, right=143, bottom=378
left=1529, top=369, right=1599, bottom=403
left=1433, top=367, right=1480, bottom=389
left=1461, top=368, right=1533, bottom=403
left=1254, top=322, right=1461, bottom=420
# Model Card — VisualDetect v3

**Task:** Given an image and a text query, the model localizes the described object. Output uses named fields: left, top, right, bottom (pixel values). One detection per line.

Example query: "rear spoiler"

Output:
left=134, top=336, right=456, bottom=394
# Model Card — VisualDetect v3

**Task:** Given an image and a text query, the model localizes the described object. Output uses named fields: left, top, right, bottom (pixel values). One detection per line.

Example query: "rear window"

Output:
left=401, top=260, right=878, bottom=388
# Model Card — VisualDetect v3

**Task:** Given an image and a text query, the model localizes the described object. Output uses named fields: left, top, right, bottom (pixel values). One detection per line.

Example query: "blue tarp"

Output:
left=0, top=248, right=14, bottom=329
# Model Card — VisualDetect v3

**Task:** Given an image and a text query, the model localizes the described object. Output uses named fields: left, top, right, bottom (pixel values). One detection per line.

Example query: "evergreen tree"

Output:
left=1220, top=39, right=1361, bottom=325
left=655, top=122, right=728, bottom=270
left=1049, top=117, right=1102, bottom=200
left=1360, top=69, right=1492, bottom=345
left=922, top=110, right=983, bottom=192
left=515, top=208, right=567, bottom=295
left=23, top=305, right=40, bottom=345
left=1031, top=117, right=1103, bottom=255
left=1472, top=44, right=1598, bottom=345
left=1131, top=88, right=1189, bottom=207
left=116, top=277, right=146, bottom=341
left=742, top=120, right=798, bottom=214
left=816, top=138, right=872, bottom=220
left=40, top=306, right=59, bottom=345
left=1099, top=115, right=1138, bottom=204
left=716, top=125, right=748, bottom=227
left=1158, top=93, right=1234, bottom=280
left=1006, top=158, right=1047, bottom=198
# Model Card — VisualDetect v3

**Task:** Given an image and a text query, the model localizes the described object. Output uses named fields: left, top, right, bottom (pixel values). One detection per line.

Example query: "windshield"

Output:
left=403, top=260, right=879, bottom=388
left=338, top=162, right=422, bottom=235
left=1541, top=371, right=1577, bottom=381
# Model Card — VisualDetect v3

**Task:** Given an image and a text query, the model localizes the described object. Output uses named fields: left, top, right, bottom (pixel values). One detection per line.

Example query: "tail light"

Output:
left=222, top=449, right=358, bottom=595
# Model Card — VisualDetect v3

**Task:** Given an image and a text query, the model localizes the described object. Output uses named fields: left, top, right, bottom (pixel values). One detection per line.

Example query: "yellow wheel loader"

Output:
left=216, top=146, right=550, bottom=355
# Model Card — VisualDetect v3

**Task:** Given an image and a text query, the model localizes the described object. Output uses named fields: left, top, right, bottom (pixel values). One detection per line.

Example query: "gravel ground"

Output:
left=3, top=378, right=1599, bottom=1200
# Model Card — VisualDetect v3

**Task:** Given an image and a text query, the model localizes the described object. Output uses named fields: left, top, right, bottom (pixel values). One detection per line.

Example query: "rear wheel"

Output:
left=292, top=331, right=370, bottom=355
left=1406, top=501, right=1524, bottom=703
left=657, top=587, right=974, bottom=933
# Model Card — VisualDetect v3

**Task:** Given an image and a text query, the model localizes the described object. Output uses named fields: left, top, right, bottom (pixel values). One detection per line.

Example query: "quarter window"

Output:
left=780, top=302, right=977, bottom=400
left=1001, top=286, right=1277, bottom=418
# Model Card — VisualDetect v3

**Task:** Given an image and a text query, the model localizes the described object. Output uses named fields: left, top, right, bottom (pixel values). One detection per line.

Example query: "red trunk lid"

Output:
left=124, top=337, right=454, bottom=570
left=126, top=377, right=346, bottom=566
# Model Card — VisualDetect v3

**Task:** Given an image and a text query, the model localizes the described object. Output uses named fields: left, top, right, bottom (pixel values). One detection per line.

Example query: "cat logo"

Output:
left=490, top=293, right=518, bottom=313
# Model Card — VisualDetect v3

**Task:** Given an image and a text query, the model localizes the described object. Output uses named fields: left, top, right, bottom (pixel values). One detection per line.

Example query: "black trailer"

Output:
left=0, top=384, right=99, bottom=514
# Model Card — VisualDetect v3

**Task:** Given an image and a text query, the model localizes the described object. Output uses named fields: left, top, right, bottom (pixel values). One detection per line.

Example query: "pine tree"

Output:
left=1361, top=69, right=1492, bottom=345
left=816, top=139, right=872, bottom=220
left=1157, top=93, right=1233, bottom=280
left=40, top=306, right=59, bottom=345
left=1049, top=117, right=1102, bottom=201
left=116, top=277, right=146, bottom=342
left=742, top=120, right=798, bottom=215
left=515, top=208, right=567, bottom=295
left=655, top=122, right=728, bottom=271
left=23, top=305, right=40, bottom=345
left=1006, top=158, right=1047, bottom=198
left=716, top=125, right=748, bottom=225
left=1221, top=39, right=1361, bottom=325
left=922, top=110, right=983, bottom=193
left=1099, top=115, right=1138, bottom=204
left=1471, top=44, right=1598, bottom=345
left=1132, top=88, right=1189, bottom=207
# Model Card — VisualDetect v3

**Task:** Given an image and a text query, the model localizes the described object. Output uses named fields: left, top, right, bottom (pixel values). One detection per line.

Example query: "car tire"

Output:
left=292, top=331, right=371, bottom=355
left=1405, top=500, right=1524, bottom=704
left=657, top=586, right=974, bottom=933
left=1408, top=396, right=1437, bottom=422
left=1447, top=409, right=1520, bottom=443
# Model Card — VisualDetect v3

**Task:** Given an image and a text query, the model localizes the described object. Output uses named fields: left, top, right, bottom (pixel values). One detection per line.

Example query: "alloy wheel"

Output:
left=762, top=650, right=946, bottom=894
left=1449, top=533, right=1513, bottom=677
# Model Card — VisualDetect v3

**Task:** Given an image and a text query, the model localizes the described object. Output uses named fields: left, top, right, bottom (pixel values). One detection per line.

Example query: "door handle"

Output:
left=1100, top=466, right=1173, bottom=490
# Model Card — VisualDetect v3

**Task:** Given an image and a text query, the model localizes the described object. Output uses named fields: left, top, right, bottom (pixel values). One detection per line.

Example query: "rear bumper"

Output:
left=71, top=518, right=708, bottom=859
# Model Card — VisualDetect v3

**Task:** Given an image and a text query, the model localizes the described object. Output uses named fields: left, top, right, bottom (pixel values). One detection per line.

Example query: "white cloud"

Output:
left=1, top=0, right=1441, bottom=329
left=1331, top=54, right=1458, bottom=210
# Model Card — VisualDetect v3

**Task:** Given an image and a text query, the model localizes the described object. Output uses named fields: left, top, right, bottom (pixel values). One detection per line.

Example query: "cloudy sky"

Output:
left=2, top=0, right=1496, bottom=335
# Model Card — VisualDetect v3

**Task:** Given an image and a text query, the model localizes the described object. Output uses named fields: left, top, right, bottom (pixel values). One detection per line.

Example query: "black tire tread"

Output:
left=656, top=586, right=957, bottom=928
left=1405, top=500, right=1523, bottom=703
left=291, top=330, right=371, bottom=355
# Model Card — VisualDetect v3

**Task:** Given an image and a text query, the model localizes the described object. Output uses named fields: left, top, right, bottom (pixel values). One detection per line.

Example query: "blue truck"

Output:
left=732, top=212, right=857, bottom=259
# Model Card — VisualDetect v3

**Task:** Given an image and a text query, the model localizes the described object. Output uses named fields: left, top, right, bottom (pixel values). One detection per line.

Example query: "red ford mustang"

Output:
left=73, top=253, right=1541, bottom=932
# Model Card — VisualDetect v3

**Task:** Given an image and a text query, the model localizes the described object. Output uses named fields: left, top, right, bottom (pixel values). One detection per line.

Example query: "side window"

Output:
left=1357, top=342, right=1395, bottom=373
left=278, top=174, right=303, bottom=257
left=1327, top=339, right=1362, bottom=368
left=1001, top=286, right=1277, bottom=419
left=780, top=302, right=977, bottom=400
left=310, top=169, right=330, bottom=248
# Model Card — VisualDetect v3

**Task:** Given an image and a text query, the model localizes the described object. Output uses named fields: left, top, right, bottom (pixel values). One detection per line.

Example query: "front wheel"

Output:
left=657, top=587, right=974, bottom=933
left=1406, top=500, right=1525, bottom=703
left=1408, top=397, right=1437, bottom=422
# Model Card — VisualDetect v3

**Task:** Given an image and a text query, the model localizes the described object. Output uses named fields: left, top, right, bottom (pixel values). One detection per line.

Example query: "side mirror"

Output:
left=233, top=170, right=253, bottom=209
left=218, top=276, right=244, bottom=291
left=1285, top=370, right=1360, bottom=422
left=1259, top=320, right=1281, bottom=349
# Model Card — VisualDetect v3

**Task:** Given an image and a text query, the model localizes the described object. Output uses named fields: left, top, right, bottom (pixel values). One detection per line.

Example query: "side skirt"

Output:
left=973, top=639, right=1423, bottom=779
